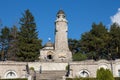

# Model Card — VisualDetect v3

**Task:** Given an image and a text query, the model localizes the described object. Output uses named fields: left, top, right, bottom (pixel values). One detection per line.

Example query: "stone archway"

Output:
left=4, top=70, right=17, bottom=79
left=47, top=51, right=53, bottom=60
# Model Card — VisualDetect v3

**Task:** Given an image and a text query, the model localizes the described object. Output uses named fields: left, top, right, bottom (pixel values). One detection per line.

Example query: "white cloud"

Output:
left=118, top=8, right=120, bottom=11
left=111, top=8, right=120, bottom=26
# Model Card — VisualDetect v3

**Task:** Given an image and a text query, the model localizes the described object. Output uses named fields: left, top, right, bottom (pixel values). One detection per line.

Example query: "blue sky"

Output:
left=0, top=0, right=120, bottom=45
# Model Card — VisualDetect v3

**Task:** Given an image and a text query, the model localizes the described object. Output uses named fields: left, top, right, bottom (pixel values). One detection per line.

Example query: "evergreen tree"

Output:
left=90, top=23, right=110, bottom=59
left=0, top=26, right=10, bottom=60
left=109, top=23, right=120, bottom=59
left=72, top=22, right=120, bottom=60
left=68, top=38, right=80, bottom=54
left=17, top=9, right=42, bottom=61
left=80, top=23, right=109, bottom=60
left=7, top=25, right=19, bottom=60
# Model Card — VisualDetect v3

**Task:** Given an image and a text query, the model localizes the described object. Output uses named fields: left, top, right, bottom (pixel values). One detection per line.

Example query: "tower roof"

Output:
left=57, top=10, right=65, bottom=14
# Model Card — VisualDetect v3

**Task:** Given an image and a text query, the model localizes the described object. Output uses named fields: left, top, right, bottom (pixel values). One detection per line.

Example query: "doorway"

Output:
left=47, top=55, right=52, bottom=59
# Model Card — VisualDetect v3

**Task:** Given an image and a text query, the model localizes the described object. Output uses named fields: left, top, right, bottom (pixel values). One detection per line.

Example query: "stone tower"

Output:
left=54, top=10, right=72, bottom=62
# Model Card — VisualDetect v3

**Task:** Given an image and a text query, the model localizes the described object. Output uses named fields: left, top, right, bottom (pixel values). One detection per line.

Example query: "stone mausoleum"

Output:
left=0, top=10, right=120, bottom=80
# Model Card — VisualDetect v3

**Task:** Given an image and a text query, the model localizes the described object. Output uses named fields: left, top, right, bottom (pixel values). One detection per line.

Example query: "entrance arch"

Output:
left=4, top=70, right=17, bottom=79
left=47, top=51, right=53, bottom=60
left=47, top=55, right=52, bottom=59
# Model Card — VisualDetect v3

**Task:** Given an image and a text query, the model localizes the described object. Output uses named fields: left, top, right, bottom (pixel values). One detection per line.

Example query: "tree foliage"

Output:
left=71, top=22, right=120, bottom=61
left=17, top=9, right=42, bottom=61
left=80, top=23, right=120, bottom=60
left=109, top=23, right=120, bottom=59
left=0, top=10, right=42, bottom=61
left=7, top=25, right=19, bottom=60
left=80, top=23, right=109, bottom=60
left=72, top=52, right=87, bottom=61
left=0, top=26, right=10, bottom=60
left=68, top=38, right=80, bottom=54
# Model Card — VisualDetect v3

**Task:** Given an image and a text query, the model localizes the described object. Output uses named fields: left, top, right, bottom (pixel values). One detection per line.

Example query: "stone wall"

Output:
left=70, top=59, right=120, bottom=78
left=0, top=61, right=28, bottom=79
left=28, top=62, right=68, bottom=71
left=1, top=59, right=120, bottom=79
left=28, top=60, right=120, bottom=78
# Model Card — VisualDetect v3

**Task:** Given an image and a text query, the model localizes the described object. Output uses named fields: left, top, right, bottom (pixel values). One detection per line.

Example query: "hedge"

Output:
left=66, top=78, right=96, bottom=80
left=97, top=68, right=114, bottom=80
left=66, top=77, right=120, bottom=80
left=0, top=78, right=27, bottom=80
left=115, top=77, right=120, bottom=80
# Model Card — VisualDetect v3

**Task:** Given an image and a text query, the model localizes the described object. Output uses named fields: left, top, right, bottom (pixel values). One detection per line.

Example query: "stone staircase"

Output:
left=35, top=70, right=67, bottom=80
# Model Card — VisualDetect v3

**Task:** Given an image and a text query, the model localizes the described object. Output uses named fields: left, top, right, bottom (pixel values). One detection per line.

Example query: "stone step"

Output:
left=36, top=70, right=66, bottom=80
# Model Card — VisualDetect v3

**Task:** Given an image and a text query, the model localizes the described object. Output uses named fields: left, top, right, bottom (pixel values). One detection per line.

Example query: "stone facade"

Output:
left=28, top=60, right=120, bottom=78
left=69, top=59, right=120, bottom=78
left=0, top=61, right=28, bottom=79
left=28, top=62, right=68, bottom=71
left=1, top=60, right=120, bottom=79
left=39, top=41, right=55, bottom=62
left=39, top=10, right=72, bottom=62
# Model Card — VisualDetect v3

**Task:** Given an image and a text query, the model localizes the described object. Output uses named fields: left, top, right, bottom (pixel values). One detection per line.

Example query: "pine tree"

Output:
left=7, top=25, right=19, bottom=60
left=109, top=23, right=120, bottom=59
left=17, top=9, right=42, bottom=61
left=80, top=22, right=109, bottom=60
left=0, top=26, right=10, bottom=60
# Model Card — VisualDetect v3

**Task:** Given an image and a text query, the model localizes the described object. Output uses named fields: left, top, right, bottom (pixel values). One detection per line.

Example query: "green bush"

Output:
left=114, top=77, right=120, bottom=80
left=66, top=77, right=120, bottom=80
left=97, top=68, right=114, bottom=80
left=79, top=78, right=96, bottom=80
left=66, top=65, right=68, bottom=70
left=66, top=78, right=72, bottom=80
left=66, top=78, right=96, bottom=80
left=29, top=67, right=34, bottom=71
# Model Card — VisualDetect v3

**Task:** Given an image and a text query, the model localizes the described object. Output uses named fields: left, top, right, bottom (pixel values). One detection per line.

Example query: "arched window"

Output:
left=99, top=65, right=108, bottom=69
left=4, top=71, right=17, bottom=79
left=79, top=70, right=89, bottom=77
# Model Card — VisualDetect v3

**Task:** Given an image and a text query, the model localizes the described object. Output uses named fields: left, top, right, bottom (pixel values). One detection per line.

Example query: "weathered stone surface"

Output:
left=1, top=60, right=120, bottom=79
left=70, top=59, right=120, bottom=78
left=28, top=62, right=68, bottom=71
left=0, top=61, right=28, bottom=79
